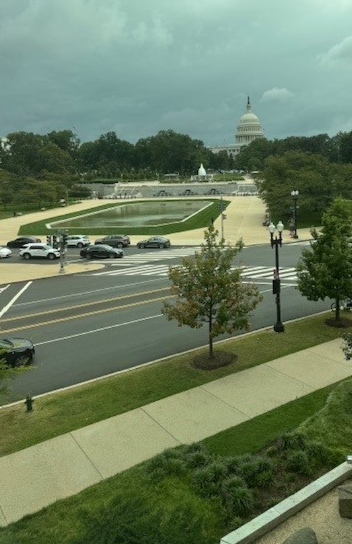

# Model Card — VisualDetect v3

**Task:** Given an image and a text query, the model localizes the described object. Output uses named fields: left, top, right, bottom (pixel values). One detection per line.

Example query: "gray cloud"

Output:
left=0, top=0, right=352, bottom=146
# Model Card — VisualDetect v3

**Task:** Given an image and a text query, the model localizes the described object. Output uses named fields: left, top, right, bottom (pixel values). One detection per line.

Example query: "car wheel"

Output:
left=159, top=244, right=163, bottom=248
left=14, top=352, right=31, bottom=367
left=47, top=253, right=55, bottom=260
left=138, top=244, right=144, bottom=249
left=109, top=253, right=115, bottom=259
left=117, top=242, right=123, bottom=248
left=23, top=253, right=31, bottom=260
left=86, top=254, right=92, bottom=260
left=77, top=242, right=83, bottom=248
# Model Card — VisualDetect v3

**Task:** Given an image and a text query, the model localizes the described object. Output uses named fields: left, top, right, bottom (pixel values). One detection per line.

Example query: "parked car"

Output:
left=0, top=246, right=12, bottom=258
left=19, top=244, right=60, bottom=260
left=95, top=235, right=130, bottom=248
left=80, top=244, right=124, bottom=259
left=136, top=236, right=171, bottom=249
left=0, top=337, right=35, bottom=367
left=7, top=236, right=41, bottom=248
left=66, top=235, right=90, bottom=248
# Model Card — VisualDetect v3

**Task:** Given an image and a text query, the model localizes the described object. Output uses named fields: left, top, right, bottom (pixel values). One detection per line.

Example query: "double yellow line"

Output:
left=0, top=287, right=172, bottom=333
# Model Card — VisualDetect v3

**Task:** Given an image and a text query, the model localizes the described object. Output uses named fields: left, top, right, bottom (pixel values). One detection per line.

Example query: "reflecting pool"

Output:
left=51, top=200, right=212, bottom=228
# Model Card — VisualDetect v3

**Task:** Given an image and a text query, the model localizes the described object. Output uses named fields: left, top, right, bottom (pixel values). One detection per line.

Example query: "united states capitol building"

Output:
left=209, top=97, right=264, bottom=157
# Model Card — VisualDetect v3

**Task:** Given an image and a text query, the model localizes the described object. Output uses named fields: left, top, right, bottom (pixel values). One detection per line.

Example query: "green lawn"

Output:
left=18, top=199, right=228, bottom=236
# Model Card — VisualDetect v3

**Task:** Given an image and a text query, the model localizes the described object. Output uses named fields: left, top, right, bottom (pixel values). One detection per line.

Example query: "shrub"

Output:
left=145, top=452, right=186, bottom=482
left=224, top=454, right=252, bottom=475
left=276, top=431, right=307, bottom=451
left=285, top=450, right=312, bottom=476
left=72, top=496, right=211, bottom=544
left=185, top=450, right=212, bottom=469
left=222, top=483, right=255, bottom=517
left=191, top=461, right=228, bottom=497
left=237, top=456, right=274, bottom=487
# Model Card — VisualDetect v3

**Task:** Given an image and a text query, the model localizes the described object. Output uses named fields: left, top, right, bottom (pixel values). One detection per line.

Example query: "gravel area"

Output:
left=254, top=478, right=352, bottom=544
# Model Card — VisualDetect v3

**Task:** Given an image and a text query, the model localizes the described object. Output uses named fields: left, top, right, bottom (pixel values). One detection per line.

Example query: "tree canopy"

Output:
left=162, top=226, right=262, bottom=363
left=296, top=198, right=352, bottom=321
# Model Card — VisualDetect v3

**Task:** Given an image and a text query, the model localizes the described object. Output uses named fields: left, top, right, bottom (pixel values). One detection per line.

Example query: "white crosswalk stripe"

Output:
left=91, top=264, right=298, bottom=281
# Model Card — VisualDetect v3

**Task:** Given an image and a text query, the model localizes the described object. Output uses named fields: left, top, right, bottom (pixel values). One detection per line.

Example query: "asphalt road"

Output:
left=0, top=243, right=330, bottom=402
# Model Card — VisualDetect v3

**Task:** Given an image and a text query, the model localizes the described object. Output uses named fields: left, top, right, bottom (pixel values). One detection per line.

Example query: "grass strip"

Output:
left=0, top=312, right=346, bottom=457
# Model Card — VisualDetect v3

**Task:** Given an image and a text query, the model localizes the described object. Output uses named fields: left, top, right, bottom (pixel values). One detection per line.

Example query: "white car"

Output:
left=66, top=235, right=90, bottom=248
left=19, top=244, right=60, bottom=260
left=0, top=246, right=12, bottom=258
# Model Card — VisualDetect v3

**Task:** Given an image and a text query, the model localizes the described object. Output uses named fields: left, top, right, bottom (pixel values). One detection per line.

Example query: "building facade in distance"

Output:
left=209, top=97, right=264, bottom=157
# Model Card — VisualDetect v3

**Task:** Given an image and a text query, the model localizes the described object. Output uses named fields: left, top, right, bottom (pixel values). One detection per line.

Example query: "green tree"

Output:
left=296, top=198, right=352, bottom=321
left=162, top=227, right=262, bottom=362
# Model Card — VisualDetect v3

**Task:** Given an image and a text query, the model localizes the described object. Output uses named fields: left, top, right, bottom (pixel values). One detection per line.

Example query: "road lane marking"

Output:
left=0, top=295, right=170, bottom=333
left=0, top=281, right=32, bottom=319
left=35, top=314, right=162, bottom=345
left=2, top=286, right=170, bottom=322
left=13, top=278, right=164, bottom=307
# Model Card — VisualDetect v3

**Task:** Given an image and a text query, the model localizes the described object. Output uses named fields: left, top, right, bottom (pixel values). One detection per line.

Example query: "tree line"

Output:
left=1, top=127, right=352, bottom=213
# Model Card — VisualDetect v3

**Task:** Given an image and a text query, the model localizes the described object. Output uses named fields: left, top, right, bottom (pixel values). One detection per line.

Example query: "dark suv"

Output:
left=94, top=235, right=130, bottom=248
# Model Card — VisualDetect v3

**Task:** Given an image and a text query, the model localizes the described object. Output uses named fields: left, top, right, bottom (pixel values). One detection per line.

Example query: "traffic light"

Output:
left=46, top=235, right=51, bottom=245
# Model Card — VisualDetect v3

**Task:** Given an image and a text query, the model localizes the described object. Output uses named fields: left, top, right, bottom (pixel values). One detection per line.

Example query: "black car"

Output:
left=80, top=244, right=124, bottom=259
left=136, top=236, right=171, bottom=249
left=7, top=236, right=41, bottom=248
left=94, top=235, right=130, bottom=248
left=0, top=337, right=35, bottom=367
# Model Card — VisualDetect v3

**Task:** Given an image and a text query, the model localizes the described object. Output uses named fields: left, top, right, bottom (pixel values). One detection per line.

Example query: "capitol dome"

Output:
left=235, top=97, right=264, bottom=145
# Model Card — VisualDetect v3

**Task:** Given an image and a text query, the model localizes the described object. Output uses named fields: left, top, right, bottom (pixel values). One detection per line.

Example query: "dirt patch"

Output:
left=325, top=317, right=352, bottom=328
left=191, top=350, right=237, bottom=370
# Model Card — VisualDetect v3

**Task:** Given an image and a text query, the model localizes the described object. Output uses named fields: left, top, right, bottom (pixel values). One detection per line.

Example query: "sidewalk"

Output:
left=0, top=338, right=350, bottom=525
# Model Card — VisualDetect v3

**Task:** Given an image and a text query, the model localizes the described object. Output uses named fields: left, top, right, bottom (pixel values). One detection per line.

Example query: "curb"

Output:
left=220, top=462, right=352, bottom=544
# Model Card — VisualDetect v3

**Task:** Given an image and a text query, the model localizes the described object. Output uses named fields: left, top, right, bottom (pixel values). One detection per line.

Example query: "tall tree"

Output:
left=162, top=227, right=262, bottom=362
left=296, top=198, right=352, bottom=321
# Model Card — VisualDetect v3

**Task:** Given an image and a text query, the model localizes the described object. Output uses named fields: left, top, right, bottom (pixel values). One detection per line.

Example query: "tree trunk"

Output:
left=209, top=316, right=213, bottom=359
left=335, top=298, right=340, bottom=321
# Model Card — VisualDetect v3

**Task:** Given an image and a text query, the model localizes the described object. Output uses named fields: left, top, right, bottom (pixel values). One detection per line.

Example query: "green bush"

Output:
left=224, top=454, right=252, bottom=474
left=276, top=431, right=307, bottom=451
left=185, top=450, right=212, bottom=468
left=72, top=496, right=211, bottom=544
left=237, top=456, right=274, bottom=487
left=145, top=452, right=186, bottom=482
left=191, top=461, right=228, bottom=497
left=221, top=482, right=255, bottom=517
left=285, top=450, right=312, bottom=476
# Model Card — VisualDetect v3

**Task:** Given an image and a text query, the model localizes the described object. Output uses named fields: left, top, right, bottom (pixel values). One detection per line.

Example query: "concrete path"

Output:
left=0, top=339, right=350, bottom=525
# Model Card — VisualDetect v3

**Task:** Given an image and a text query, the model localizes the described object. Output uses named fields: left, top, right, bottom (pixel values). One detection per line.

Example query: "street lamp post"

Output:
left=291, top=190, right=299, bottom=239
left=269, top=221, right=285, bottom=333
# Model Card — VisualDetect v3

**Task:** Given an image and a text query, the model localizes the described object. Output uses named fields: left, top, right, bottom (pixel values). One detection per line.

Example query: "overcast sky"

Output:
left=1, top=0, right=352, bottom=147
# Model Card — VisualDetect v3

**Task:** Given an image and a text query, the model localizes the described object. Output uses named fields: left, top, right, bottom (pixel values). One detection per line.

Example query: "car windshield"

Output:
left=0, top=339, right=12, bottom=348
left=95, top=244, right=113, bottom=250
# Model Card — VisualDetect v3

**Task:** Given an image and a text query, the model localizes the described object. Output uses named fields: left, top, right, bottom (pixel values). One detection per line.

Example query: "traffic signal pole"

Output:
left=58, top=230, right=68, bottom=274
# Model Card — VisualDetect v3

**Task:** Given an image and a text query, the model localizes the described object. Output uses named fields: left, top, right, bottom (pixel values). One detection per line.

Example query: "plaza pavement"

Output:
left=1, top=196, right=345, bottom=532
